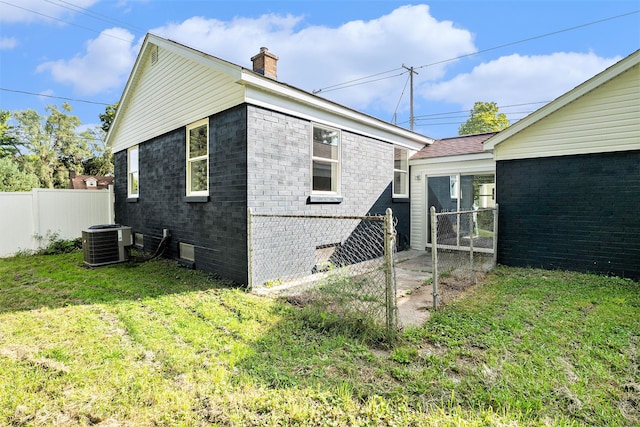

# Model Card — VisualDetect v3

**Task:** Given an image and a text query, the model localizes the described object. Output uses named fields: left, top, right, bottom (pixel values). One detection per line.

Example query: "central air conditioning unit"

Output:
left=82, top=224, right=133, bottom=267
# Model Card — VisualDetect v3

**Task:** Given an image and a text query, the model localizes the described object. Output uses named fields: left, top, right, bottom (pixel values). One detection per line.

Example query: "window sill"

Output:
left=184, top=196, right=210, bottom=203
left=308, top=195, right=343, bottom=204
left=127, top=197, right=139, bottom=203
left=392, top=197, right=409, bottom=203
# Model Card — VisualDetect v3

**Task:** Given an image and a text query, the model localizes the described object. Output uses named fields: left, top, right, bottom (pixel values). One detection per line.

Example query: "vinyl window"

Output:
left=186, top=119, right=209, bottom=196
left=127, top=145, right=139, bottom=198
left=393, top=147, right=408, bottom=198
left=312, top=124, right=340, bottom=194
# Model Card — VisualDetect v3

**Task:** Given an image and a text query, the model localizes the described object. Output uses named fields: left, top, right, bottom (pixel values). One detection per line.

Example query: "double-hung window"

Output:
left=393, top=147, right=408, bottom=198
left=127, top=145, right=139, bottom=198
left=186, top=119, right=209, bottom=196
left=312, top=124, right=340, bottom=194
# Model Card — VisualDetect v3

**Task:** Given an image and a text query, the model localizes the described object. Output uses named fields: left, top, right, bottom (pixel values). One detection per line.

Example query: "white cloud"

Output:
left=37, top=28, right=137, bottom=96
left=150, top=5, right=477, bottom=114
left=424, top=52, right=622, bottom=111
left=0, top=37, right=17, bottom=50
left=33, top=5, right=477, bottom=113
left=0, top=0, right=98, bottom=23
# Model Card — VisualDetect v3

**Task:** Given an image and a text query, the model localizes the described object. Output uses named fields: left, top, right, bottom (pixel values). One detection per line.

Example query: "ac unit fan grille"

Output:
left=83, top=231, right=120, bottom=264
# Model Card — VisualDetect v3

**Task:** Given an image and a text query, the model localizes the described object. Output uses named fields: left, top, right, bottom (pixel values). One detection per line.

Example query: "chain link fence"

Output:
left=430, top=205, right=498, bottom=309
left=248, top=208, right=397, bottom=337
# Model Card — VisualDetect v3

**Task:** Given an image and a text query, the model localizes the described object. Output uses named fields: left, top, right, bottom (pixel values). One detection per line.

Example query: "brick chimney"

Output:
left=251, top=47, right=278, bottom=80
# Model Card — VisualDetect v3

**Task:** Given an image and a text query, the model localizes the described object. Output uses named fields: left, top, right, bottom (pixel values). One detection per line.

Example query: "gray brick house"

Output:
left=106, top=34, right=433, bottom=285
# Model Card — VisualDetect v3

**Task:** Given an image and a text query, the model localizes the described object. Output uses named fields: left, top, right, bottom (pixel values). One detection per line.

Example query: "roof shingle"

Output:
left=411, top=132, right=497, bottom=160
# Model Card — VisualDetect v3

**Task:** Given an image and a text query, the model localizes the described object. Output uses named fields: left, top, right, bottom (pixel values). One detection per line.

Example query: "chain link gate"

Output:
left=430, top=205, right=498, bottom=309
left=248, top=208, right=398, bottom=336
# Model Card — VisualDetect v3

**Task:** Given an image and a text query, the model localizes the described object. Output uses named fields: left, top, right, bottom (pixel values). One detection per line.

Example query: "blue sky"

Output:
left=1, top=0, right=638, bottom=139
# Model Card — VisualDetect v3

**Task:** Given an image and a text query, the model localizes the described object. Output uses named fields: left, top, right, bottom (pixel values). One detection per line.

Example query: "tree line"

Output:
left=0, top=102, right=117, bottom=191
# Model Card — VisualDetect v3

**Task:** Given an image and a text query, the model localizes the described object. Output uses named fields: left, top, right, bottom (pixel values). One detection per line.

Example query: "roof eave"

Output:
left=238, top=70, right=434, bottom=149
left=410, top=150, right=494, bottom=165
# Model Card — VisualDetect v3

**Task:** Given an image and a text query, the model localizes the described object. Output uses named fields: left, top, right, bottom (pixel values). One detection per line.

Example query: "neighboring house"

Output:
left=484, top=50, right=639, bottom=279
left=69, top=170, right=114, bottom=190
left=106, top=34, right=433, bottom=285
left=409, top=132, right=497, bottom=251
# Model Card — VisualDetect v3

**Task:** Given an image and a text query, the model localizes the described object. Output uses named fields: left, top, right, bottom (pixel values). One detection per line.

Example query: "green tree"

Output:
left=99, top=101, right=118, bottom=134
left=11, top=103, right=91, bottom=188
left=458, top=101, right=509, bottom=135
left=0, top=157, right=39, bottom=191
left=0, top=110, right=19, bottom=158
left=82, top=102, right=117, bottom=176
left=82, top=126, right=114, bottom=176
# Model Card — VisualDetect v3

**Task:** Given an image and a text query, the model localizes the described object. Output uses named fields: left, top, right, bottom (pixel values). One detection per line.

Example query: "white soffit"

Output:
left=239, top=72, right=433, bottom=151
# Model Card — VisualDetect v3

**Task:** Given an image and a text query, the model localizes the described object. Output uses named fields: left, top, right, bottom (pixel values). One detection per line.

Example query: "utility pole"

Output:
left=402, top=65, right=418, bottom=131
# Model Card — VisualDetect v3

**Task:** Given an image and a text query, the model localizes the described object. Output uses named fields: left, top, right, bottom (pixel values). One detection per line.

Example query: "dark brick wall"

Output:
left=496, top=150, right=640, bottom=279
left=114, top=105, right=248, bottom=283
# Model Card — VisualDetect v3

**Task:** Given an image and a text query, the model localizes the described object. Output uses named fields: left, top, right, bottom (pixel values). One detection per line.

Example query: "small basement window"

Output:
left=179, top=243, right=195, bottom=262
left=314, top=242, right=341, bottom=273
left=134, top=233, right=144, bottom=248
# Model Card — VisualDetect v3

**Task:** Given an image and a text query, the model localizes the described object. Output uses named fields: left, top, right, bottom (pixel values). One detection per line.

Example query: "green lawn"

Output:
left=0, top=252, right=638, bottom=426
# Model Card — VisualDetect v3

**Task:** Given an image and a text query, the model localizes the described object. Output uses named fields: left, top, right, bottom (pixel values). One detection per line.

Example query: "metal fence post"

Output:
left=430, top=206, right=439, bottom=310
left=493, top=203, right=499, bottom=268
left=384, top=208, right=397, bottom=334
left=469, top=213, right=474, bottom=285
left=247, top=208, right=254, bottom=290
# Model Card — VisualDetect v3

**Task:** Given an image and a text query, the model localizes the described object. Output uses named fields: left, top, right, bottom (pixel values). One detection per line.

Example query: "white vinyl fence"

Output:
left=0, top=187, right=114, bottom=257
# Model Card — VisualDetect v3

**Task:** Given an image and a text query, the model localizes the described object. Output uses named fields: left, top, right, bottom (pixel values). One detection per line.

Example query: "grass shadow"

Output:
left=0, top=251, right=232, bottom=314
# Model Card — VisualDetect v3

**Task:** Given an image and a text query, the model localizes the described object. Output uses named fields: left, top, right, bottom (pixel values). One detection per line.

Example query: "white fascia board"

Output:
left=105, top=35, right=149, bottom=148
left=410, top=151, right=494, bottom=167
left=239, top=72, right=433, bottom=151
left=410, top=155, right=496, bottom=177
left=484, top=50, right=640, bottom=151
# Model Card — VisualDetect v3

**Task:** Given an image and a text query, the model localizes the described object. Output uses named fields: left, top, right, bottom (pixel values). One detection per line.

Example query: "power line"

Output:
left=311, top=10, right=639, bottom=94
left=412, top=101, right=550, bottom=120
left=43, top=0, right=146, bottom=33
left=415, top=10, right=639, bottom=72
left=414, top=111, right=534, bottom=122
left=1, top=87, right=111, bottom=106
left=313, top=69, right=406, bottom=94
left=0, top=0, right=134, bottom=43
left=392, top=73, right=411, bottom=124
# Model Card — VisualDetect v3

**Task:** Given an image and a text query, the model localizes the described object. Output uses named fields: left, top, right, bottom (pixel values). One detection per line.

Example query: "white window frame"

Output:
left=450, top=175, right=459, bottom=199
left=311, top=123, right=341, bottom=195
left=186, top=118, right=209, bottom=197
left=127, top=145, right=139, bottom=198
left=393, top=147, right=409, bottom=198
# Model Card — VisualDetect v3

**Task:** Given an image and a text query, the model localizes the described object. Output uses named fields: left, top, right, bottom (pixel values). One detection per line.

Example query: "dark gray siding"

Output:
left=114, top=105, right=248, bottom=283
left=496, top=150, right=640, bottom=279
